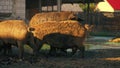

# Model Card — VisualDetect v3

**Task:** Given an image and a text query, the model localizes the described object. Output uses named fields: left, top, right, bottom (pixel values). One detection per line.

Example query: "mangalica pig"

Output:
left=29, top=11, right=80, bottom=26
left=0, top=20, right=37, bottom=59
left=109, top=37, right=120, bottom=43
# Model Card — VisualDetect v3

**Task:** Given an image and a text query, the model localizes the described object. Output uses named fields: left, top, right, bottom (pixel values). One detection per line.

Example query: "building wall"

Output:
left=0, top=0, right=25, bottom=20
left=0, top=0, right=12, bottom=13
left=14, top=0, right=25, bottom=19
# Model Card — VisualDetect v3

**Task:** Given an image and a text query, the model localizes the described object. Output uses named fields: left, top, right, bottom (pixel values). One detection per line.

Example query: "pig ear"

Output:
left=68, top=13, right=76, bottom=20
left=28, top=27, right=35, bottom=32
left=84, top=24, right=94, bottom=31
left=84, top=24, right=89, bottom=30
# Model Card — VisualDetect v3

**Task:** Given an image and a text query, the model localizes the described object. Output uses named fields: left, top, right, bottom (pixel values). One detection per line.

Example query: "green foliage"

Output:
left=90, top=3, right=96, bottom=11
left=41, top=44, right=50, bottom=50
left=79, top=3, right=87, bottom=11
left=79, top=3, right=96, bottom=12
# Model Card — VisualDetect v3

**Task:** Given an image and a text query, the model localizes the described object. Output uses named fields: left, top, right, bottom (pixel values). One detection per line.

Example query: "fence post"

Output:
left=57, top=0, right=62, bottom=12
left=38, top=0, right=42, bottom=12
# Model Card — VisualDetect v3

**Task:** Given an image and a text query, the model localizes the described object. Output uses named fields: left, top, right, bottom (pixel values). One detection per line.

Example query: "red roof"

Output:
left=107, top=0, right=120, bottom=10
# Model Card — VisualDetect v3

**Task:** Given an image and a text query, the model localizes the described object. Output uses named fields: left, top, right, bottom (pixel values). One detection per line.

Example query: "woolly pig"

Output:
left=29, top=11, right=80, bottom=26
left=0, top=20, right=37, bottom=59
left=109, top=37, right=120, bottom=43
left=30, top=20, right=93, bottom=58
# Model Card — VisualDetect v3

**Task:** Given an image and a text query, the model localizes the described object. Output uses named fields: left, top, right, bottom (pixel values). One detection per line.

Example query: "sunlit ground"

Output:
left=85, top=36, right=120, bottom=62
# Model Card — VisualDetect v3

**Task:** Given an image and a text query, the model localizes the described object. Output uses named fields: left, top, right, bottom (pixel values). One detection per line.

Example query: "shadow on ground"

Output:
left=0, top=36, right=120, bottom=68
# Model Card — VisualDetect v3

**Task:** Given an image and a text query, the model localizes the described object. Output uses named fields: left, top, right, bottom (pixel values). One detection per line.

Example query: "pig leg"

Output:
left=17, top=41, right=24, bottom=60
left=2, top=44, right=12, bottom=56
left=79, top=46, right=85, bottom=58
left=3, top=45, right=7, bottom=55
left=27, top=38, right=39, bottom=56
left=71, top=47, right=77, bottom=55
left=60, top=48, right=67, bottom=54
left=5, top=44, right=12, bottom=56
left=7, top=45, right=12, bottom=57
left=29, top=34, right=40, bottom=55
left=49, top=46, right=57, bottom=56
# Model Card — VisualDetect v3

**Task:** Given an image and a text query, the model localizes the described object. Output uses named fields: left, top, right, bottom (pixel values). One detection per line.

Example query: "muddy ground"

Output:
left=0, top=36, right=120, bottom=68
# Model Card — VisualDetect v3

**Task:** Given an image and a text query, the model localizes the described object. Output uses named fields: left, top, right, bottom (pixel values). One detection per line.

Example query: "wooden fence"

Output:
left=81, top=12, right=120, bottom=34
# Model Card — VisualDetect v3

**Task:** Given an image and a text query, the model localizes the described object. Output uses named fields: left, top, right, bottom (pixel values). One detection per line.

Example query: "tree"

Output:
left=79, top=3, right=96, bottom=12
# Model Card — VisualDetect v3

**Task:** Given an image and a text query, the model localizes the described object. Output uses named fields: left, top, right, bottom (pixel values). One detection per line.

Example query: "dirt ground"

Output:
left=0, top=36, right=120, bottom=68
